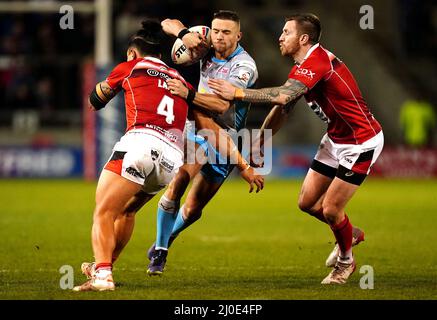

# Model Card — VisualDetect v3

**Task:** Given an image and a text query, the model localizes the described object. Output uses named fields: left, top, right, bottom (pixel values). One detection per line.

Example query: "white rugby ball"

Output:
left=171, top=25, right=211, bottom=66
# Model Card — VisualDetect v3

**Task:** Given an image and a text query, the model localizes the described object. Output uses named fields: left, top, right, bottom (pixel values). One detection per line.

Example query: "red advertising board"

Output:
left=372, top=147, right=437, bottom=178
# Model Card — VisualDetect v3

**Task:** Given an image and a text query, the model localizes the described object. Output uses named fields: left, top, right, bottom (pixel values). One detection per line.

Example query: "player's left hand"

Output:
left=167, top=79, right=189, bottom=99
left=208, top=79, right=236, bottom=101
left=240, top=166, right=264, bottom=193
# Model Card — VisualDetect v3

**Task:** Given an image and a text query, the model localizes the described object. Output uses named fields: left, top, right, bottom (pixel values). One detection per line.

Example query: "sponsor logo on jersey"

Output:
left=125, top=167, right=145, bottom=179
left=146, top=69, right=171, bottom=81
left=174, top=44, right=187, bottom=58
left=151, top=148, right=160, bottom=161
left=237, top=69, right=251, bottom=83
left=296, top=67, right=315, bottom=79
left=219, top=67, right=229, bottom=74
left=159, top=156, right=174, bottom=173
left=145, top=124, right=178, bottom=142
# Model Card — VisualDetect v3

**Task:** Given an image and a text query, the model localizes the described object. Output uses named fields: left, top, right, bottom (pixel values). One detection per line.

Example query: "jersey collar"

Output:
left=297, top=43, right=320, bottom=66
left=143, top=56, right=168, bottom=67
left=211, top=44, right=243, bottom=64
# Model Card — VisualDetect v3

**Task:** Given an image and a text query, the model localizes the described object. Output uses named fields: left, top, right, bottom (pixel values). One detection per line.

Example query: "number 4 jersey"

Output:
left=105, top=56, right=193, bottom=149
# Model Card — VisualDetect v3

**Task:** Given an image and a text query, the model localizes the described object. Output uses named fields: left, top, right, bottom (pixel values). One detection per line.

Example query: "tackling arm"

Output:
left=208, top=78, right=308, bottom=106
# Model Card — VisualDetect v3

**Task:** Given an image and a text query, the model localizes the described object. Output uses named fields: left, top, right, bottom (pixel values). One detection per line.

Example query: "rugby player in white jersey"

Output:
left=146, top=10, right=263, bottom=275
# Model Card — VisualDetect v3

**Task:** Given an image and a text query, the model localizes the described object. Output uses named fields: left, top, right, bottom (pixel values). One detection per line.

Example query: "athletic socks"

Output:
left=330, top=215, right=353, bottom=263
left=95, top=262, right=112, bottom=278
left=155, top=195, right=179, bottom=250
left=171, top=204, right=195, bottom=237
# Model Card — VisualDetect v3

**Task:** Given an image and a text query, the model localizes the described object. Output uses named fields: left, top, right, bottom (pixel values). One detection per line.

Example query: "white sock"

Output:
left=95, top=269, right=112, bottom=279
left=337, top=248, right=353, bottom=263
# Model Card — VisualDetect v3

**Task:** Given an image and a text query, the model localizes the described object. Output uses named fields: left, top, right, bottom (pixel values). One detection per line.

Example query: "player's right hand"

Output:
left=182, top=32, right=206, bottom=51
left=240, top=166, right=264, bottom=193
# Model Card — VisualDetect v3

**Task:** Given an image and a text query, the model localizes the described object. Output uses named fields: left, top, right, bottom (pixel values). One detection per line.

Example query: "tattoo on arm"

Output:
left=242, top=79, right=307, bottom=104
left=98, top=81, right=116, bottom=102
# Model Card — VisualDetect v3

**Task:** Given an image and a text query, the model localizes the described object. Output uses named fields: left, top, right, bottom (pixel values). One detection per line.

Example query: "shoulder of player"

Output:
left=230, top=52, right=257, bottom=71
left=130, top=58, right=184, bottom=79
left=307, top=45, right=333, bottom=64
left=110, top=59, right=144, bottom=77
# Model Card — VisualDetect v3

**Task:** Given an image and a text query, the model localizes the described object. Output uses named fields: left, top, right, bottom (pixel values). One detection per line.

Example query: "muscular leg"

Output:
left=147, top=158, right=208, bottom=275
left=171, top=173, right=224, bottom=237
left=298, top=168, right=333, bottom=223
left=155, top=163, right=203, bottom=250
left=298, top=167, right=364, bottom=269
left=112, top=190, right=154, bottom=262
left=92, top=170, right=143, bottom=265
left=322, top=177, right=359, bottom=261
left=165, top=164, right=203, bottom=201
left=322, top=178, right=359, bottom=225
left=320, top=177, right=361, bottom=284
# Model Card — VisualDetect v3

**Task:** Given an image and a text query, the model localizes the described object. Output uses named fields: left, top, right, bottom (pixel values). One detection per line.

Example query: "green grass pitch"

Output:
left=0, top=178, right=436, bottom=300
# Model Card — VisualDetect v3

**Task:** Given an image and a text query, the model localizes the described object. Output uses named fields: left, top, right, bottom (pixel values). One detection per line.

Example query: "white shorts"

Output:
left=104, top=129, right=184, bottom=195
left=312, top=131, right=384, bottom=185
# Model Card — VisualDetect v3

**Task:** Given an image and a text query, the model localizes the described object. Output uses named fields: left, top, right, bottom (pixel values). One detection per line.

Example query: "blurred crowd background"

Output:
left=0, top=0, right=436, bottom=178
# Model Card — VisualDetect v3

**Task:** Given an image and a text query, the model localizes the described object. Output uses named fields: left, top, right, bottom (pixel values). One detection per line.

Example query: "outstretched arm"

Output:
left=89, top=81, right=117, bottom=111
left=208, top=78, right=308, bottom=106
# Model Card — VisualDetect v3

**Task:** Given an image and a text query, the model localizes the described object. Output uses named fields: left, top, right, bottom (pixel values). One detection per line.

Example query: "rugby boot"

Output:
left=81, top=262, right=96, bottom=279
left=72, top=273, right=115, bottom=291
left=147, top=249, right=168, bottom=276
left=321, top=259, right=356, bottom=284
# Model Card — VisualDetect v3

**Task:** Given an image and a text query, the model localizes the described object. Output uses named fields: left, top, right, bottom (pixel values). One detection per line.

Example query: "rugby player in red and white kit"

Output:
left=209, top=13, right=384, bottom=284
left=73, top=20, right=198, bottom=291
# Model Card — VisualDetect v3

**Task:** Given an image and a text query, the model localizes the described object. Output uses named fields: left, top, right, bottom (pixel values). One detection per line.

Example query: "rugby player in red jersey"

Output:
left=209, top=13, right=384, bottom=284
left=73, top=19, right=209, bottom=291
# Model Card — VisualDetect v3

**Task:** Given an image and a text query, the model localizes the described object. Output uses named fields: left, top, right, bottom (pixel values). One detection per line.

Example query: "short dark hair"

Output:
left=213, top=10, right=240, bottom=24
left=286, top=13, right=321, bottom=44
left=128, top=18, right=164, bottom=57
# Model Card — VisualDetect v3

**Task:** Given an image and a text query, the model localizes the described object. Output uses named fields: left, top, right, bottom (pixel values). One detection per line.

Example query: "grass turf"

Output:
left=0, top=178, right=436, bottom=300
